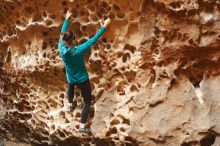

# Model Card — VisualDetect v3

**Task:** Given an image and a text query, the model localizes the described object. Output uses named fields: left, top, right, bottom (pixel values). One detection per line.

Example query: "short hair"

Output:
left=62, top=31, right=75, bottom=43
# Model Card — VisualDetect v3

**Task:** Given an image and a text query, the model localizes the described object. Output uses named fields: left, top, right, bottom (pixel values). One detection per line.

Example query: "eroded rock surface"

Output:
left=0, top=0, right=220, bottom=146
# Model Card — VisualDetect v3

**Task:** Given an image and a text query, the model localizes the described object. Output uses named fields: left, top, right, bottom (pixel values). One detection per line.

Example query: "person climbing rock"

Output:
left=58, top=11, right=111, bottom=133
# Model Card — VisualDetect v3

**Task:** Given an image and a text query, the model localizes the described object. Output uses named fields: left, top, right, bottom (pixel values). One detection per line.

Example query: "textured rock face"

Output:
left=0, top=0, right=220, bottom=146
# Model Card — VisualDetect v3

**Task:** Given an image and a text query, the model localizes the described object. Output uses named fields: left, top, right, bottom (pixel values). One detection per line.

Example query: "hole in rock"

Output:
left=188, top=39, right=194, bottom=44
left=106, top=44, right=111, bottom=49
left=109, top=113, right=114, bottom=117
left=24, top=6, right=33, bottom=14
left=42, top=31, right=48, bottom=36
left=125, top=142, right=133, bottom=146
left=187, top=66, right=204, bottom=88
left=0, top=53, right=4, bottom=61
left=124, top=44, right=136, bottom=53
left=96, top=11, right=102, bottom=19
left=110, top=119, right=120, bottom=126
left=33, top=13, right=43, bottom=22
left=102, top=37, right=107, bottom=43
left=87, top=4, right=95, bottom=12
left=48, top=99, right=58, bottom=108
left=189, top=77, right=201, bottom=88
left=169, top=78, right=176, bottom=88
left=0, top=61, right=3, bottom=68
left=105, top=131, right=111, bottom=137
left=154, top=26, right=160, bottom=38
left=120, top=127, right=125, bottom=132
left=169, top=2, right=182, bottom=9
left=81, top=25, right=87, bottom=32
left=109, top=12, right=116, bottom=19
left=200, top=132, right=216, bottom=146
left=130, top=85, right=139, bottom=92
left=89, top=106, right=95, bottom=118
left=124, top=71, right=136, bottom=83
left=80, top=8, right=89, bottom=16
left=101, top=1, right=108, bottom=8
left=51, top=124, right=55, bottom=130
left=50, top=14, right=56, bottom=19
left=57, top=129, right=66, bottom=137
left=59, top=93, right=65, bottom=99
left=117, top=114, right=130, bottom=125
left=90, top=14, right=98, bottom=22
left=188, top=9, right=197, bottom=16
left=42, top=11, right=47, bottom=18
left=31, top=119, right=35, bottom=125
left=75, top=112, right=81, bottom=117
left=16, top=20, right=21, bottom=25
left=60, top=111, right=65, bottom=117
left=110, top=127, right=117, bottom=134
left=6, top=51, right=11, bottom=63
left=97, top=89, right=104, bottom=99
left=117, top=12, right=126, bottom=19
left=129, top=107, right=134, bottom=112
left=125, top=136, right=134, bottom=142
left=62, top=1, right=67, bottom=6
left=122, top=53, right=130, bottom=63
left=43, top=52, right=47, bottom=58
left=113, top=4, right=121, bottom=11
left=181, top=141, right=198, bottom=146
left=70, top=9, right=78, bottom=18
left=117, top=84, right=124, bottom=93
left=46, top=20, right=53, bottom=26
left=122, top=118, right=130, bottom=125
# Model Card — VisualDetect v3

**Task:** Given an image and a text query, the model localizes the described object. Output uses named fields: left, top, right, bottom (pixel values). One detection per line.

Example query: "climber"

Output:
left=58, top=10, right=111, bottom=133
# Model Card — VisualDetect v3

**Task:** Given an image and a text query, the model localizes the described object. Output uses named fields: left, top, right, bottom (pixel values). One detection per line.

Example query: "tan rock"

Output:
left=0, top=0, right=220, bottom=145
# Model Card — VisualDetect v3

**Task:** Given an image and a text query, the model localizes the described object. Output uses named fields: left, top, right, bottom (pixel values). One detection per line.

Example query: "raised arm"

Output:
left=58, top=11, right=72, bottom=54
left=61, top=11, right=72, bottom=33
left=75, top=18, right=111, bottom=54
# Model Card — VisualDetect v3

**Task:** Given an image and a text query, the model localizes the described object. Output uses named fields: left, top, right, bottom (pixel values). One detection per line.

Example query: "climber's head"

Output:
left=62, top=31, right=76, bottom=46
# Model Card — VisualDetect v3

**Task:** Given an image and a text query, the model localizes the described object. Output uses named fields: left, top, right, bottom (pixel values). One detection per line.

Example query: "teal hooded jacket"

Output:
left=58, top=19, right=106, bottom=84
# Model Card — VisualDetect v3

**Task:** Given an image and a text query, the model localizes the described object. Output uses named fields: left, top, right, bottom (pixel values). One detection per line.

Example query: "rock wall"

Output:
left=0, top=0, right=220, bottom=146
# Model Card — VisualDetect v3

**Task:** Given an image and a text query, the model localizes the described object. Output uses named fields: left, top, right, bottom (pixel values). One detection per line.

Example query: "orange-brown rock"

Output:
left=0, top=0, right=220, bottom=146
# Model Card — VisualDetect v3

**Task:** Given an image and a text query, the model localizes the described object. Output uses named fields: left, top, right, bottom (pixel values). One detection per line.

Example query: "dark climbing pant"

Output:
left=67, top=79, right=92, bottom=123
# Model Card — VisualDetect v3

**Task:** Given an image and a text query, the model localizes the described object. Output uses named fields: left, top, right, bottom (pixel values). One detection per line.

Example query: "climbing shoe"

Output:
left=79, top=127, right=91, bottom=133
left=68, top=100, right=77, bottom=112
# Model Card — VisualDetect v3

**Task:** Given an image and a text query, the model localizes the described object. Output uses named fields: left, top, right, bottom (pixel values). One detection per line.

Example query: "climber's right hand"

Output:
left=103, top=18, right=111, bottom=27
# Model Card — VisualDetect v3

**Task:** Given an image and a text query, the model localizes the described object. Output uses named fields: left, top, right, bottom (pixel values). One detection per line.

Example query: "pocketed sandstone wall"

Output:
left=0, top=0, right=220, bottom=146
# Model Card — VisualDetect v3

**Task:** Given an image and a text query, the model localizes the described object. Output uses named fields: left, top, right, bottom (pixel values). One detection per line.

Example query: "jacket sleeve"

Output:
left=61, top=19, right=69, bottom=33
left=75, top=27, right=106, bottom=54
left=58, top=19, right=69, bottom=52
